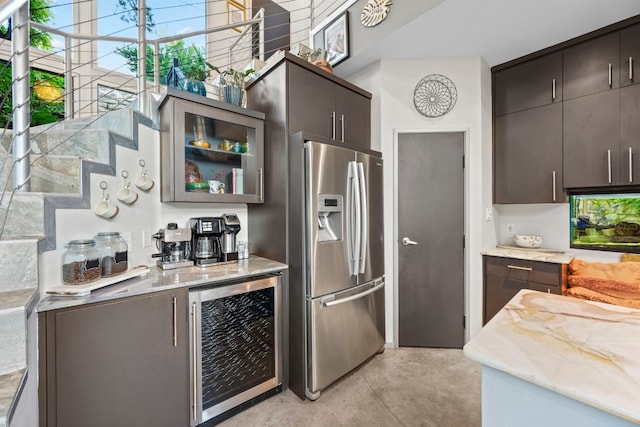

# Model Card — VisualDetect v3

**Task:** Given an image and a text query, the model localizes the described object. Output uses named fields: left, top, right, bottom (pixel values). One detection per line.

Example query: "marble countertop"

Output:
left=482, top=246, right=574, bottom=264
left=37, top=256, right=288, bottom=312
left=464, top=289, right=640, bottom=423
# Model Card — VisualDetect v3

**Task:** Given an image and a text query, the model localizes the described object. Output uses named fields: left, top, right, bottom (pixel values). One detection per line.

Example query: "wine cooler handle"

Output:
left=191, top=302, right=198, bottom=422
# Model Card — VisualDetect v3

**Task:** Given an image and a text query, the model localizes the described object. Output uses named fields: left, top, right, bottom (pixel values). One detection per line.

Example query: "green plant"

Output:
left=206, top=63, right=254, bottom=88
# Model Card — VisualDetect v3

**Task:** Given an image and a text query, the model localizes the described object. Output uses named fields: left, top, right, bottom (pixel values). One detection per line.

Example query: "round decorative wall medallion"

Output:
left=413, top=74, right=458, bottom=118
left=361, top=0, right=392, bottom=27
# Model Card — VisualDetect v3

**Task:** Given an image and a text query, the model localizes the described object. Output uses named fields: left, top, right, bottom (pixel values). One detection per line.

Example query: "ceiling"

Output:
left=336, top=0, right=640, bottom=77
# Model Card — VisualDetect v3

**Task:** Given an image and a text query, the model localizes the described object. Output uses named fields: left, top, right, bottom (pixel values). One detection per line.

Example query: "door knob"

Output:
left=402, top=237, right=418, bottom=246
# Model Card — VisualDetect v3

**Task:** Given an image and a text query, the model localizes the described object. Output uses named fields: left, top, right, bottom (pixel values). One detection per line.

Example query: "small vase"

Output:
left=223, top=86, right=244, bottom=106
left=183, top=79, right=207, bottom=97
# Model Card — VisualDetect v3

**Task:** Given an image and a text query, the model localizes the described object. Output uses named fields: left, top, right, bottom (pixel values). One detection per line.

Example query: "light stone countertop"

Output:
left=464, top=289, right=640, bottom=423
left=482, top=246, right=575, bottom=264
left=37, top=256, right=288, bottom=312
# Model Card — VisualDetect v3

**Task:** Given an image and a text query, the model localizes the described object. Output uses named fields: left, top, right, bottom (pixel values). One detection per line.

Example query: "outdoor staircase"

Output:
left=0, top=100, right=157, bottom=426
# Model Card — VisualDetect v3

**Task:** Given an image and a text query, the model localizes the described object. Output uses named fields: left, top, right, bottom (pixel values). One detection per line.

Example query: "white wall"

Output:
left=349, top=56, right=493, bottom=344
left=39, top=124, right=249, bottom=294
left=494, top=203, right=622, bottom=263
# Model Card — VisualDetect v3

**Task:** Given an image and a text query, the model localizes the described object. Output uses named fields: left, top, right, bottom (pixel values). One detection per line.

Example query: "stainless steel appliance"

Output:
left=189, top=274, right=282, bottom=426
left=249, top=135, right=385, bottom=401
left=221, top=213, right=241, bottom=261
left=189, top=217, right=224, bottom=266
left=151, top=223, right=193, bottom=269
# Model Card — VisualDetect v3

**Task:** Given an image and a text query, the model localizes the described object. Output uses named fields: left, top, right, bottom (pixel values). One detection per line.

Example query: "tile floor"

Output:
left=219, top=347, right=481, bottom=427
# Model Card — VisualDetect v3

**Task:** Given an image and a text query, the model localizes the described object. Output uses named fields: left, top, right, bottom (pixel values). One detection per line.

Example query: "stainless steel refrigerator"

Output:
left=248, top=133, right=385, bottom=401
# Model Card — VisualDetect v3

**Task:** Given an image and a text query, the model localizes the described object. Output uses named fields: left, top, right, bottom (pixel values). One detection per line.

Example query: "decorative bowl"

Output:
left=514, top=235, right=543, bottom=248
left=186, top=182, right=210, bottom=192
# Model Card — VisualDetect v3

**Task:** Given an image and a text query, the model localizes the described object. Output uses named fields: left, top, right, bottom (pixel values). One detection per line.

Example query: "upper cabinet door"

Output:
left=620, top=23, right=640, bottom=87
left=494, top=103, right=563, bottom=204
left=563, top=90, right=620, bottom=188
left=493, top=52, right=562, bottom=116
left=563, top=32, right=620, bottom=100
left=288, top=63, right=335, bottom=140
left=335, top=84, right=371, bottom=149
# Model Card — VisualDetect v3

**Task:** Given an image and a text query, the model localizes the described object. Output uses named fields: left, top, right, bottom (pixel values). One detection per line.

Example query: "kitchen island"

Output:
left=464, top=289, right=640, bottom=426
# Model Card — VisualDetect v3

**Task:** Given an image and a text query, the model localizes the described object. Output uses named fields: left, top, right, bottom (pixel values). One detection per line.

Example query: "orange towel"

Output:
left=565, top=286, right=640, bottom=309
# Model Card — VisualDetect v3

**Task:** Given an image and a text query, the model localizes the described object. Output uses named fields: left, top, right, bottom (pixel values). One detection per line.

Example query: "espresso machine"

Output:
left=189, top=217, right=224, bottom=266
left=221, top=213, right=241, bottom=262
left=152, top=223, right=193, bottom=270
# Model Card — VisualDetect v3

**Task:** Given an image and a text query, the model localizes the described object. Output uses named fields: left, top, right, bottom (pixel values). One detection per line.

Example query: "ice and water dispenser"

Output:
left=317, top=195, right=343, bottom=242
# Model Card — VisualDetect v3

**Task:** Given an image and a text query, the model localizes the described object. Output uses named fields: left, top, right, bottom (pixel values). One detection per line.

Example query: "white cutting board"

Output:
left=47, top=265, right=150, bottom=296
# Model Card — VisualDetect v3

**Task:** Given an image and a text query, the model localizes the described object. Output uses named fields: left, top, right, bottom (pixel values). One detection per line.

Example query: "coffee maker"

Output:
left=152, top=223, right=193, bottom=270
left=189, top=217, right=224, bottom=266
left=221, top=213, right=241, bottom=262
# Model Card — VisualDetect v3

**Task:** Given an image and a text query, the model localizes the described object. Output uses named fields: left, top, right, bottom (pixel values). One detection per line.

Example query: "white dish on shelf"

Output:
left=514, top=235, right=543, bottom=248
left=47, top=265, right=150, bottom=297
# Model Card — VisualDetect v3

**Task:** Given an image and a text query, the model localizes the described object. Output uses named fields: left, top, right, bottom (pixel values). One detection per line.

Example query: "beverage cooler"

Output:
left=188, top=274, right=282, bottom=425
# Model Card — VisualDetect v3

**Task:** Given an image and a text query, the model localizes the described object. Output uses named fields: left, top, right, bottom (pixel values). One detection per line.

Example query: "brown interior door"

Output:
left=397, top=132, right=465, bottom=348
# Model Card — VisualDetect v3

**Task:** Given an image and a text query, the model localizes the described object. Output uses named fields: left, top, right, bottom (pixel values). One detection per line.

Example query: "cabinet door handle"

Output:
left=340, top=114, right=345, bottom=142
left=507, top=264, right=533, bottom=272
left=172, top=297, right=177, bottom=347
left=629, top=147, right=633, bottom=183
left=258, top=168, right=264, bottom=201
left=630, top=56, right=634, bottom=81
left=552, top=78, right=556, bottom=101
left=608, top=149, right=612, bottom=184
left=608, top=63, right=612, bottom=87
left=331, top=111, right=336, bottom=140
left=191, top=302, right=198, bottom=422
left=552, top=170, right=556, bottom=202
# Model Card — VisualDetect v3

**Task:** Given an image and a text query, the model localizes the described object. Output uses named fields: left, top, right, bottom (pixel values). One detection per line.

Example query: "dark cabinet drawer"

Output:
left=484, top=256, right=562, bottom=286
left=483, top=255, right=566, bottom=324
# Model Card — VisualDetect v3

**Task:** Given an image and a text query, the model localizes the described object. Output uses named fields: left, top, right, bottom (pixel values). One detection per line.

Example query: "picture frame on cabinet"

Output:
left=322, top=11, right=349, bottom=67
left=227, top=0, right=246, bottom=33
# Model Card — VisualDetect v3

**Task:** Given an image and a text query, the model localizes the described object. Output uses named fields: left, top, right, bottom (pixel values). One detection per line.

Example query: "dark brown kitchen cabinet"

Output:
left=620, top=84, right=640, bottom=183
left=563, top=32, right=620, bottom=100
left=492, top=51, right=564, bottom=203
left=258, top=54, right=371, bottom=149
left=285, top=57, right=371, bottom=149
left=563, top=80, right=640, bottom=189
left=493, top=51, right=562, bottom=116
left=39, top=289, right=189, bottom=427
left=563, top=90, right=620, bottom=188
left=620, top=23, right=640, bottom=87
left=494, top=103, right=563, bottom=204
left=483, top=255, right=566, bottom=325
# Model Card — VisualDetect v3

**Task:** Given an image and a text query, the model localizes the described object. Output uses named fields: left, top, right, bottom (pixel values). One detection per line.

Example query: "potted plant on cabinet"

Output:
left=206, top=62, right=254, bottom=106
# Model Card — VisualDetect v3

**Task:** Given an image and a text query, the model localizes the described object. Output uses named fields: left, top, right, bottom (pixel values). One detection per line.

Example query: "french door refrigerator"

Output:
left=249, top=133, right=385, bottom=401
left=304, top=140, right=385, bottom=400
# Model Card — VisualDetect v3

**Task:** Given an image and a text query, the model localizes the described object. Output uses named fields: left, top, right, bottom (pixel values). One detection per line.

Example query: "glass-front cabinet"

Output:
left=159, top=88, right=265, bottom=203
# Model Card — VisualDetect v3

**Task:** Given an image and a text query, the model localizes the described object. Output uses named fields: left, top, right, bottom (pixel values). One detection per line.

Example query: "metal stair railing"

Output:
left=0, top=2, right=267, bottom=240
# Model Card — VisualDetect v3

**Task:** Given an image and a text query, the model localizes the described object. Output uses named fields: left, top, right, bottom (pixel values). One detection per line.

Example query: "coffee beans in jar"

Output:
left=94, top=232, right=128, bottom=277
left=62, top=240, right=102, bottom=284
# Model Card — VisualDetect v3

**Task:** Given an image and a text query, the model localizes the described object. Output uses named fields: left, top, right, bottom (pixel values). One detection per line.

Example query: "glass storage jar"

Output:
left=62, top=240, right=102, bottom=284
left=94, top=232, right=129, bottom=277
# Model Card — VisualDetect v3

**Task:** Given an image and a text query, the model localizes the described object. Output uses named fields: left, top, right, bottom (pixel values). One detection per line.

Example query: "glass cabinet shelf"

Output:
left=159, top=88, right=265, bottom=203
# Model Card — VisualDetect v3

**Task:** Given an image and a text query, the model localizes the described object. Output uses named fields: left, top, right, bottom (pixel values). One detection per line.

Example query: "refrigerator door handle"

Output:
left=348, top=161, right=360, bottom=275
left=321, top=280, right=385, bottom=307
left=357, top=162, right=367, bottom=273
